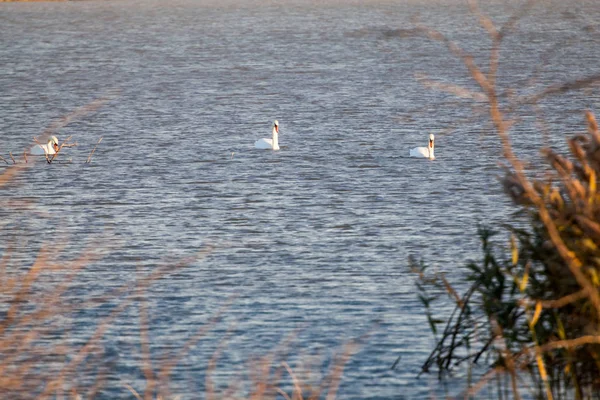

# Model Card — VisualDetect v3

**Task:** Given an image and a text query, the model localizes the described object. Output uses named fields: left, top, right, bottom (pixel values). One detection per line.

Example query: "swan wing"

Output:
left=255, top=138, right=273, bottom=149
left=30, top=144, right=53, bottom=155
left=409, top=146, right=429, bottom=158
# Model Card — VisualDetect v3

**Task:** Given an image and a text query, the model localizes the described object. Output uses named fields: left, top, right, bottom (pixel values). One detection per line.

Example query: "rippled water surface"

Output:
left=2, top=0, right=600, bottom=398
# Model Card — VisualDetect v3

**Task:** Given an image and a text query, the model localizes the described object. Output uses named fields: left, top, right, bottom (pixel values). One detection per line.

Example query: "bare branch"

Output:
left=414, top=23, right=492, bottom=95
left=86, top=137, right=103, bottom=164
left=415, top=74, right=487, bottom=102
left=468, top=0, right=499, bottom=41
left=498, top=0, right=538, bottom=40
left=37, top=90, right=119, bottom=144
left=540, top=290, right=588, bottom=309
left=518, top=74, right=600, bottom=106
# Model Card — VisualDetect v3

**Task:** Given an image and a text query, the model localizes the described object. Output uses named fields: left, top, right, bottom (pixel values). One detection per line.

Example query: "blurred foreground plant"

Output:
left=2, top=119, right=356, bottom=399
left=411, top=1, right=600, bottom=399
left=1, top=160, right=356, bottom=399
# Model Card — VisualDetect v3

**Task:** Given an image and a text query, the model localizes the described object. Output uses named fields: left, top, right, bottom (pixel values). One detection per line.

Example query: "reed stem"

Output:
left=86, top=137, right=103, bottom=164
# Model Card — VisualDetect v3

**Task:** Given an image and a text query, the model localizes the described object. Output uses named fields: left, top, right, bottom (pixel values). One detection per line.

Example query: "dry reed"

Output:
left=86, top=137, right=103, bottom=164
left=0, top=50, right=361, bottom=400
left=412, top=0, right=600, bottom=398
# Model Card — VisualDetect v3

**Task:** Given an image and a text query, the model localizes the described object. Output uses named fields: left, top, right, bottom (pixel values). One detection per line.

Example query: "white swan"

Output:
left=30, top=136, right=59, bottom=155
left=409, top=133, right=435, bottom=160
left=254, top=120, right=280, bottom=150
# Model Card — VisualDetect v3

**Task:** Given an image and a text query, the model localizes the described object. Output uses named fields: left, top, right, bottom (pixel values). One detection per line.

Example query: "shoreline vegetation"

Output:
left=409, top=0, right=600, bottom=398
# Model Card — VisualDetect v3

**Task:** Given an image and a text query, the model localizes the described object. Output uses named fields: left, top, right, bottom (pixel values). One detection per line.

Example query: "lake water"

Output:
left=1, top=0, right=600, bottom=398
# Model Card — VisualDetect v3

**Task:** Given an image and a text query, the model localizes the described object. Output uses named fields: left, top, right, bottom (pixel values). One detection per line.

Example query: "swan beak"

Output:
left=275, top=126, right=279, bottom=133
left=53, top=143, right=60, bottom=152
left=429, top=139, right=433, bottom=148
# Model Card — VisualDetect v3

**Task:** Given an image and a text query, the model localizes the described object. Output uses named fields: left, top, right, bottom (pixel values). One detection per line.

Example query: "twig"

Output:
left=8, top=153, right=15, bottom=165
left=421, top=1, right=600, bottom=321
left=540, top=290, right=588, bottom=309
left=517, top=74, right=600, bottom=106
left=414, top=74, right=487, bottom=102
left=137, top=281, right=154, bottom=400
left=0, top=155, right=8, bottom=165
left=86, top=137, right=103, bottom=164
left=39, top=90, right=119, bottom=141
left=32, top=137, right=52, bottom=163
left=123, top=383, right=143, bottom=400
left=462, top=366, right=504, bottom=399
left=324, top=341, right=358, bottom=400
left=48, top=136, right=76, bottom=164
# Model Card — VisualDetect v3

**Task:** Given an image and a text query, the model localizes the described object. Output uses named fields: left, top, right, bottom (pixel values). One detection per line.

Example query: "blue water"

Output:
left=1, top=0, right=600, bottom=398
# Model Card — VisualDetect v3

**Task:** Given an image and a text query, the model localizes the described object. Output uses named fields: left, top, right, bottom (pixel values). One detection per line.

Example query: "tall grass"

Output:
left=1, top=160, right=358, bottom=398
left=4, top=164, right=365, bottom=399
left=411, top=0, right=600, bottom=398
left=1, top=95, right=357, bottom=398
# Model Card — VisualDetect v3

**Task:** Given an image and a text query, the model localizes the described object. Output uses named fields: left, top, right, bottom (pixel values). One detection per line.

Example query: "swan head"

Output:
left=429, top=133, right=434, bottom=148
left=273, top=120, right=279, bottom=133
left=49, top=136, right=59, bottom=152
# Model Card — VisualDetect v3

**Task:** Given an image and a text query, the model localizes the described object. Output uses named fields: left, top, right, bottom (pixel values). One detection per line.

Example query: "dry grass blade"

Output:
left=461, top=366, right=504, bottom=399
left=468, top=0, right=499, bottom=40
left=0, top=244, right=50, bottom=335
left=123, top=382, right=144, bottom=400
left=536, top=335, right=600, bottom=353
left=157, top=296, right=232, bottom=396
left=86, top=136, right=103, bottom=164
left=0, top=241, right=12, bottom=291
left=0, top=241, right=104, bottom=352
left=137, top=285, right=155, bottom=400
left=498, top=0, right=538, bottom=39
left=415, top=23, right=492, bottom=95
left=324, top=342, right=358, bottom=400
left=37, top=90, right=119, bottom=143
left=282, top=362, right=303, bottom=400
left=8, top=152, right=16, bottom=164
left=248, top=355, right=273, bottom=400
left=415, top=74, right=487, bottom=102
left=0, top=164, right=26, bottom=188
left=540, top=290, right=588, bottom=309
left=37, top=294, right=136, bottom=399
left=205, top=326, right=236, bottom=400
left=586, top=110, right=600, bottom=145
left=5, top=250, right=206, bottom=398
left=247, top=329, right=304, bottom=400
left=275, top=387, right=293, bottom=400
left=517, top=74, right=600, bottom=106
left=0, top=155, right=9, bottom=164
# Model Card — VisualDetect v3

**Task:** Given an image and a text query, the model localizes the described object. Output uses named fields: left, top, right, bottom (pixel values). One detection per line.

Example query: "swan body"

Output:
left=409, top=134, right=435, bottom=160
left=255, top=120, right=280, bottom=150
left=30, top=136, right=59, bottom=155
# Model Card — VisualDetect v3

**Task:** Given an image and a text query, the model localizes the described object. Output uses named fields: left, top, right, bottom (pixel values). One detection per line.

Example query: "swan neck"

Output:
left=47, top=139, right=57, bottom=154
left=272, top=127, right=279, bottom=149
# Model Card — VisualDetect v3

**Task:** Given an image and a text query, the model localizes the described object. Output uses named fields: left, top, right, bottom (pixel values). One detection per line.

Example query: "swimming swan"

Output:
left=254, top=120, right=280, bottom=150
left=409, top=133, right=435, bottom=160
left=30, top=136, right=59, bottom=155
